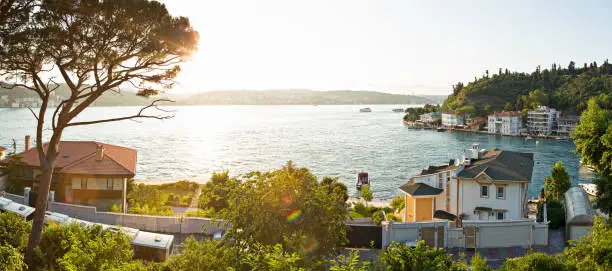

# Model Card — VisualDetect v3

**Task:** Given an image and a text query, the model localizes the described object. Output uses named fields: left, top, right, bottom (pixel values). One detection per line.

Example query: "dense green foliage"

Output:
left=0, top=212, right=31, bottom=252
left=544, top=161, right=571, bottom=200
left=220, top=161, right=350, bottom=260
left=0, top=244, right=25, bottom=271
left=0, top=140, right=25, bottom=194
left=562, top=216, right=612, bottom=270
left=33, top=223, right=138, bottom=271
left=443, top=61, right=612, bottom=117
left=389, top=195, right=405, bottom=213
left=197, top=171, right=240, bottom=217
left=378, top=241, right=465, bottom=271
left=115, top=180, right=199, bottom=215
left=403, top=104, right=441, bottom=122
left=572, top=95, right=612, bottom=214
left=360, top=185, right=373, bottom=206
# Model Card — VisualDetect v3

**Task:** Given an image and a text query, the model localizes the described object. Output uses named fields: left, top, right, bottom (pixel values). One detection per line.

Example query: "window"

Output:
left=480, top=185, right=488, bottom=198
left=497, top=186, right=505, bottom=199
left=81, top=178, right=87, bottom=189
left=107, top=179, right=113, bottom=190
left=438, top=175, right=443, bottom=188
left=496, top=212, right=504, bottom=220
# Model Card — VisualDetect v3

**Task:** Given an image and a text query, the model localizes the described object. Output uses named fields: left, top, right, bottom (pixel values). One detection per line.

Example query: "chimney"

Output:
left=96, top=144, right=104, bottom=161
left=25, top=135, right=31, bottom=151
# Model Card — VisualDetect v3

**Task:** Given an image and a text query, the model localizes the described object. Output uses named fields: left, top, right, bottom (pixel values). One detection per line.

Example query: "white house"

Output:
left=399, top=144, right=533, bottom=222
left=419, top=111, right=442, bottom=124
left=487, top=111, right=523, bottom=136
left=441, top=112, right=467, bottom=127
left=527, top=106, right=558, bottom=135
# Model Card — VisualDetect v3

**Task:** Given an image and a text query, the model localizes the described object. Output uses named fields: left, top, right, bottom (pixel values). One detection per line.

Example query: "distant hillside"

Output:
left=442, top=60, right=612, bottom=117
left=177, top=89, right=434, bottom=105
left=0, top=84, right=154, bottom=107
left=1, top=86, right=433, bottom=107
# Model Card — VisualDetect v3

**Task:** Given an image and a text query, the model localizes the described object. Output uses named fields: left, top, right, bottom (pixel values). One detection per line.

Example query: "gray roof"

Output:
left=400, top=182, right=443, bottom=196
left=457, top=150, right=534, bottom=182
left=564, top=187, right=595, bottom=225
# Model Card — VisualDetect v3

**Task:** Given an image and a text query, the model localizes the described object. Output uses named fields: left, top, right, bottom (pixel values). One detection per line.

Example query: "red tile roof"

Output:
left=0, top=146, right=6, bottom=151
left=1, top=141, right=136, bottom=176
left=488, top=111, right=521, bottom=117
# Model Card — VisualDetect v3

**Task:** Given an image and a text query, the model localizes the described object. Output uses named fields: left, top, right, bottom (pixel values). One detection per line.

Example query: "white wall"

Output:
left=384, top=220, right=548, bottom=249
left=459, top=180, right=523, bottom=220
left=463, top=220, right=546, bottom=248
left=3, top=192, right=228, bottom=235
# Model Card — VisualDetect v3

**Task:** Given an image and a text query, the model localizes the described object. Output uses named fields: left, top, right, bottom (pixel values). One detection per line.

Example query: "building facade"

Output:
left=555, top=115, right=579, bottom=138
left=442, top=112, right=467, bottom=127
left=399, top=144, right=533, bottom=223
left=527, top=106, right=558, bottom=135
left=0, top=140, right=136, bottom=211
left=487, top=111, right=522, bottom=135
left=419, top=111, right=442, bottom=124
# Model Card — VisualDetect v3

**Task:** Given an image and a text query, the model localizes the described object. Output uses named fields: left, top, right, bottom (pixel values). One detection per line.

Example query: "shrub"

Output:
left=499, top=253, right=566, bottom=271
left=390, top=195, right=405, bottom=213
left=0, top=212, right=31, bottom=252
left=34, top=223, right=140, bottom=270
left=0, top=244, right=25, bottom=271
left=372, top=210, right=385, bottom=226
left=379, top=241, right=458, bottom=270
left=353, top=202, right=369, bottom=217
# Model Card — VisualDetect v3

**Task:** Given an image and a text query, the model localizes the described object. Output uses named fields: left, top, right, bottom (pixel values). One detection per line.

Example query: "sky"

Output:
left=160, top=0, right=612, bottom=95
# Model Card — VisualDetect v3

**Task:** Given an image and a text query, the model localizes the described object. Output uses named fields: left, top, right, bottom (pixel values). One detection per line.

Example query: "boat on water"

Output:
left=360, top=108, right=372, bottom=113
left=436, top=127, right=446, bottom=132
left=356, top=171, right=370, bottom=190
left=392, top=108, right=404, bottom=113
left=579, top=183, right=597, bottom=197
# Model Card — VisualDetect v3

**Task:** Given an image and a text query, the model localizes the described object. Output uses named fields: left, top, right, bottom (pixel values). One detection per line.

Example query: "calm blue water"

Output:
left=0, top=105, right=588, bottom=199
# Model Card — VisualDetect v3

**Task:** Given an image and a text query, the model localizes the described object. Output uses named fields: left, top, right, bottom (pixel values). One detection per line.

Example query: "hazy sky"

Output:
left=161, top=0, right=612, bottom=95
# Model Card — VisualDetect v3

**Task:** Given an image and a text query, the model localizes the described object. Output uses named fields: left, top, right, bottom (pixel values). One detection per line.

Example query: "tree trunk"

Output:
left=24, top=137, right=59, bottom=266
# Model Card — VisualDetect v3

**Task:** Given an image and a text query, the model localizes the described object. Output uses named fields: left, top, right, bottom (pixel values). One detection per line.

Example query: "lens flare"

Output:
left=286, top=209, right=303, bottom=223
left=303, top=238, right=320, bottom=254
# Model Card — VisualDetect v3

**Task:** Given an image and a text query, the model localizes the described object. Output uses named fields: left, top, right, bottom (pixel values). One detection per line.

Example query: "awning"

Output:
left=434, top=210, right=457, bottom=220
left=474, top=206, right=493, bottom=212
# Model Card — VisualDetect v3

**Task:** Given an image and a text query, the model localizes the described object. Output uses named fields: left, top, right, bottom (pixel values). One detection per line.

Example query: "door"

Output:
left=437, top=226, right=445, bottom=248
left=465, top=226, right=477, bottom=249
left=421, top=227, right=436, bottom=247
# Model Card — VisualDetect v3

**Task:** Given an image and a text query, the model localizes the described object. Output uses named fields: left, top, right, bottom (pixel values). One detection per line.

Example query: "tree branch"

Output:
left=65, top=99, right=174, bottom=127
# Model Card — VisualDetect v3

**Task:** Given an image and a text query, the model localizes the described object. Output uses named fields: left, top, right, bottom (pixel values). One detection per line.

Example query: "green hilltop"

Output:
left=442, top=60, right=612, bottom=117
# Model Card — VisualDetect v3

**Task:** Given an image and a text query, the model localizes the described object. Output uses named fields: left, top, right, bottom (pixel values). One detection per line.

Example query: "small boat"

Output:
left=356, top=171, right=370, bottom=190
left=436, top=127, right=446, bottom=132
left=360, top=108, right=372, bottom=113
left=525, top=136, right=533, bottom=140
left=579, top=183, right=597, bottom=197
left=392, top=108, right=404, bottom=113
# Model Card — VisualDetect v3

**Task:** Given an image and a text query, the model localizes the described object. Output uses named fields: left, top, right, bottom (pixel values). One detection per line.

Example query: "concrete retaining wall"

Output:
left=3, top=192, right=227, bottom=235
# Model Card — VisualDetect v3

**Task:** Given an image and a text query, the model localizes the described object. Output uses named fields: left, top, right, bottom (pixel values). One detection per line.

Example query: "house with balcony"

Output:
left=555, top=115, right=580, bottom=138
left=527, top=106, right=558, bottom=135
left=399, top=144, right=533, bottom=223
left=0, top=139, right=136, bottom=211
left=487, top=111, right=522, bottom=136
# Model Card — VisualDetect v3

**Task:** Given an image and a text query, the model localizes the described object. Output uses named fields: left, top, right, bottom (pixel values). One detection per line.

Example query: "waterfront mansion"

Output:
left=399, top=144, right=533, bottom=222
